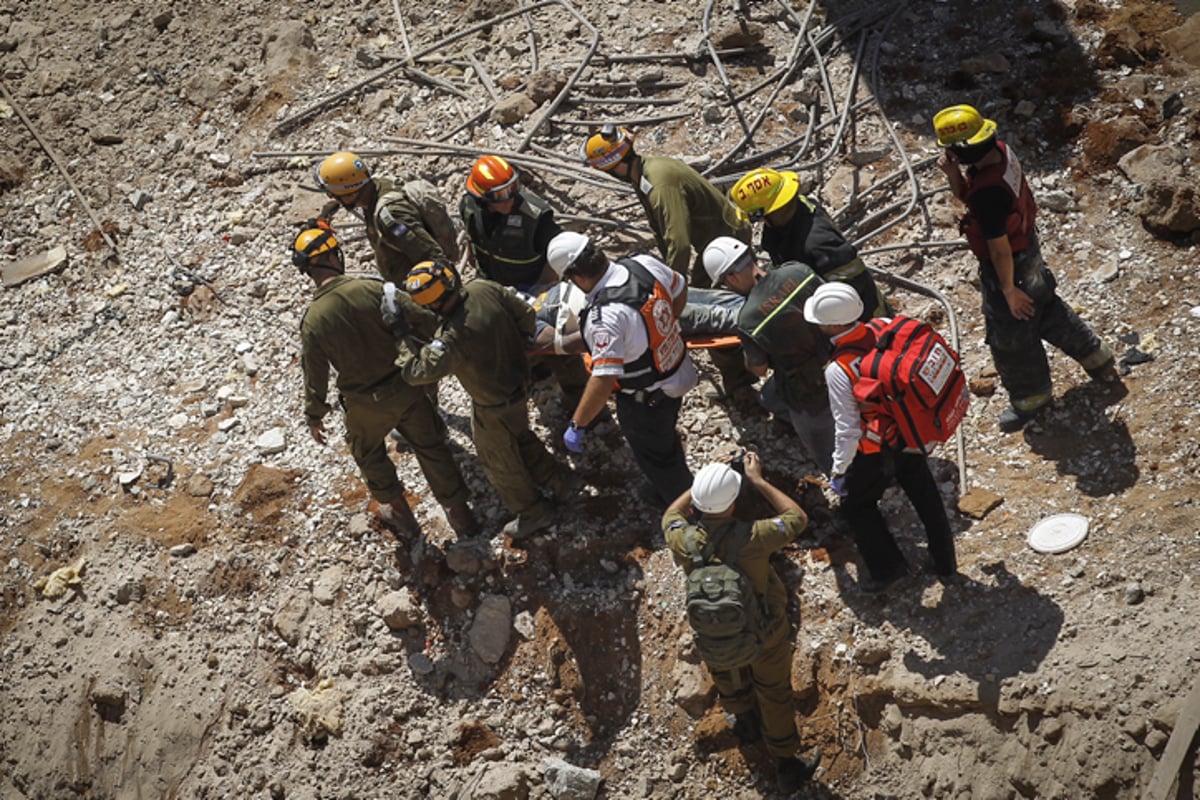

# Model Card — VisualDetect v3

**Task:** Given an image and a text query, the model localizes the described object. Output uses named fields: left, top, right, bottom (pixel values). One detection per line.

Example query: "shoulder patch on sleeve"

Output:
left=429, top=338, right=447, bottom=352
left=772, top=518, right=786, bottom=534
left=639, top=175, right=655, bottom=195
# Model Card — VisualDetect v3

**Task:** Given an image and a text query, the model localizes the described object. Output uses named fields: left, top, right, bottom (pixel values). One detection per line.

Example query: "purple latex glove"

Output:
left=563, top=422, right=586, bottom=454
left=830, top=475, right=848, bottom=497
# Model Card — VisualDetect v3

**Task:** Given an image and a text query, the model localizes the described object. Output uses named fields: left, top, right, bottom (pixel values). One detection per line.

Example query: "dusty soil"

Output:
left=1, top=0, right=1199, bottom=799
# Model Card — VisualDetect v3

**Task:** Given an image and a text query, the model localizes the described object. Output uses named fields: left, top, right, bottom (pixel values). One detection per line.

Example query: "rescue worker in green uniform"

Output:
left=702, top=236, right=834, bottom=474
left=730, top=167, right=889, bottom=321
left=314, top=151, right=459, bottom=285
left=663, top=455, right=822, bottom=793
left=293, top=226, right=478, bottom=539
left=459, top=154, right=589, bottom=411
left=580, top=125, right=757, bottom=403
left=394, top=261, right=578, bottom=539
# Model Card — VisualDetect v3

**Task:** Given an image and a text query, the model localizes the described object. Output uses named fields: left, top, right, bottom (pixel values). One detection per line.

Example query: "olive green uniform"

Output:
left=301, top=276, right=468, bottom=508
left=364, top=177, right=460, bottom=284
left=635, top=156, right=756, bottom=394
left=395, top=279, right=562, bottom=516
left=635, top=156, right=753, bottom=289
left=663, top=508, right=806, bottom=758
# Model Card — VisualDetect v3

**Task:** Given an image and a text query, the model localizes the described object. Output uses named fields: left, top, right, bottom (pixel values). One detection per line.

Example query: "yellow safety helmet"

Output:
left=292, top=225, right=343, bottom=271
left=933, top=105, right=997, bottom=148
left=729, top=168, right=801, bottom=218
left=314, top=151, right=371, bottom=196
left=580, top=124, right=634, bottom=171
left=404, top=260, right=460, bottom=307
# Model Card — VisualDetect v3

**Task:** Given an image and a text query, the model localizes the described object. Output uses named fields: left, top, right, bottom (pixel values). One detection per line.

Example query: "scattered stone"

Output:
left=847, top=146, right=890, bottom=166
left=1123, top=582, right=1144, bottom=605
left=671, top=660, right=713, bottom=718
left=1090, top=259, right=1119, bottom=283
left=1039, top=190, right=1075, bottom=213
left=312, top=565, right=343, bottom=606
left=712, top=19, right=763, bottom=49
left=169, top=542, right=196, bottom=558
left=348, top=514, right=372, bottom=539
left=378, top=588, right=421, bottom=630
left=854, top=639, right=892, bottom=667
left=273, top=593, right=312, bottom=646
left=467, top=594, right=512, bottom=664
left=957, top=487, right=1003, bottom=519
left=90, top=681, right=127, bottom=722
left=151, top=10, right=174, bottom=32
left=408, top=652, right=436, bottom=676
left=446, top=542, right=484, bottom=576
left=492, top=94, right=536, bottom=125
left=256, top=427, right=286, bottom=456
left=543, top=757, right=602, bottom=800
left=289, top=679, right=344, bottom=742
left=527, top=70, right=566, bottom=104
left=460, top=763, right=530, bottom=800
left=355, top=47, right=383, bottom=70
left=127, top=189, right=151, bottom=210
left=89, top=127, right=124, bottom=145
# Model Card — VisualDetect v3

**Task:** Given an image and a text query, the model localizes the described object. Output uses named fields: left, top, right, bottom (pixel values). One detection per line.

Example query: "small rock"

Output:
left=1123, top=583, right=1144, bottom=605
left=1039, top=190, right=1076, bottom=213
left=355, top=47, right=383, bottom=70
left=408, top=652, right=436, bottom=675
left=543, top=757, right=602, bottom=800
left=467, top=593, right=512, bottom=664
left=128, top=189, right=151, bottom=210
left=492, top=94, right=536, bottom=125
left=1090, top=259, right=1119, bottom=283
left=256, top=428, right=286, bottom=456
left=169, top=542, right=196, bottom=558
left=152, top=11, right=174, bottom=32
left=957, top=487, right=1003, bottom=519
left=313, top=565, right=343, bottom=606
left=89, top=127, right=124, bottom=145
left=209, top=152, right=232, bottom=168
left=378, top=588, right=421, bottom=630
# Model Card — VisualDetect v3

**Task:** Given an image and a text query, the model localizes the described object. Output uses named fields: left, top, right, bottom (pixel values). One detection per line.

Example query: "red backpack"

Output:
left=848, top=316, right=969, bottom=453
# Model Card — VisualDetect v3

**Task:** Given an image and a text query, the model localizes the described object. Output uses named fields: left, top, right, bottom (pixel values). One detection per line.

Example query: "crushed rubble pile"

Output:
left=1, top=0, right=1199, bottom=798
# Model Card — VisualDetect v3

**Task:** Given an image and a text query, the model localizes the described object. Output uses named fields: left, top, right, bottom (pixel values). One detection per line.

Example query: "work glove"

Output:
left=830, top=475, right=848, bottom=498
left=563, top=422, right=586, bottom=454
left=380, top=283, right=412, bottom=340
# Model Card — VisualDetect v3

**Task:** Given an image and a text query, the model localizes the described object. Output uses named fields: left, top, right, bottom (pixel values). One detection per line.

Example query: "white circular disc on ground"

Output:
left=1027, top=513, right=1089, bottom=554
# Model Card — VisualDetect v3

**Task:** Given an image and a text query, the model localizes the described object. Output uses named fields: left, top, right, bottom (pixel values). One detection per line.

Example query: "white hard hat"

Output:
left=702, top=236, right=752, bottom=285
left=547, top=231, right=590, bottom=278
left=803, top=282, right=863, bottom=326
left=691, top=462, right=743, bottom=514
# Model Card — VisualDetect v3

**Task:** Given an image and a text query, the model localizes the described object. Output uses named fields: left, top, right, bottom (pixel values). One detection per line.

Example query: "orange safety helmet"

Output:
left=580, top=124, right=634, bottom=171
left=729, top=168, right=801, bottom=219
left=404, top=260, right=460, bottom=307
left=314, top=151, right=371, bottom=197
left=466, top=155, right=520, bottom=202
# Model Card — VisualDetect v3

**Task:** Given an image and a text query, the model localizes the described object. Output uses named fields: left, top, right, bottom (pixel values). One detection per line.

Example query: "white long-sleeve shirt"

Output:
left=823, top=324, right=867, bottom=476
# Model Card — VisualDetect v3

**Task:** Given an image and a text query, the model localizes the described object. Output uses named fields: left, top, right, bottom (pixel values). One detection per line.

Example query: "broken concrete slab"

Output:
left=3, top=245, right=67, bottom=287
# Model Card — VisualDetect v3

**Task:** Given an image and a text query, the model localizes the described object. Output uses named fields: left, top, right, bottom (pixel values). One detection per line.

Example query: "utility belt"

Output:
left=620, top=386, right=668, bottom=407
left=338, top=375, right=411, bottom=407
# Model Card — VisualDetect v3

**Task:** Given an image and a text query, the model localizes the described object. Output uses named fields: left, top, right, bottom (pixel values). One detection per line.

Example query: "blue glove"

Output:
left=830, top=475, right=848, bottom=497
left=563, top=422, right=586, bottom=454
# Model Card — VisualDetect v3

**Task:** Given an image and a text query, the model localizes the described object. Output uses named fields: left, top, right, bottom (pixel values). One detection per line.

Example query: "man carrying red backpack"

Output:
left=804, top=283, right=959, bottom=592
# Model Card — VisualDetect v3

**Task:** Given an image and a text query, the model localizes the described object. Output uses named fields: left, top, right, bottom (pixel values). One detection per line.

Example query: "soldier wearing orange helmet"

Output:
left=314, top=151, right=459, bottom=284
left=729, top=167, right=889, bottom=322
left=932, top=104, right=1117, bottom=432
left=460, top=154, right=589, bottom=410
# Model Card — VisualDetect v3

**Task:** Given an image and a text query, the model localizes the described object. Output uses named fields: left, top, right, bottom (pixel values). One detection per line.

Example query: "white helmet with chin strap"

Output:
left=547, top=231, right=590, bottom=279
left=702, top=236, right=753, bottom=285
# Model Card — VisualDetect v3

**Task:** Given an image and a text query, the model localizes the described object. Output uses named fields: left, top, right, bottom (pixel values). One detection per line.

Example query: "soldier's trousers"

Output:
left=471, top=396, right=559, bottom=515
left=343, top=383, right=468, bottom=508
left=980, top=237, right=1111, bottom=413
left=710, top=619, right=801, bottom=759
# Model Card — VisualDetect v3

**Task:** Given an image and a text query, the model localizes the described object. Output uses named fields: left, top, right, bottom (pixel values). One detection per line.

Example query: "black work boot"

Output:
left=445, top=502, right=480, bottom=538
left=776, top=747, right=822, bottom=793
left=379, top=500, right=421, bottom=540
left=724, top=711, right=761, bottom=744
left=997, top=405, right=1042, bottom=433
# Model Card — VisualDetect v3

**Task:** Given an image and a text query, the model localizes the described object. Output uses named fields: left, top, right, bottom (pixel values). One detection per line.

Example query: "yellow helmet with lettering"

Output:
left=404, top=260, right=460, bottom=307
left=729, top=168, right=800, bottom=218
left=933, top=105, right=997, bottom=148
left=314, top=151, right=371, bottom=196
left=580, top=124, right=634, bottom=171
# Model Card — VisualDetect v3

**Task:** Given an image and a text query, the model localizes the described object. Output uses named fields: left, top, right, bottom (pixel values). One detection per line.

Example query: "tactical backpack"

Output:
left=682, top=522, right=765, bottom=672
left=849, top=315, right=970, bottom=453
